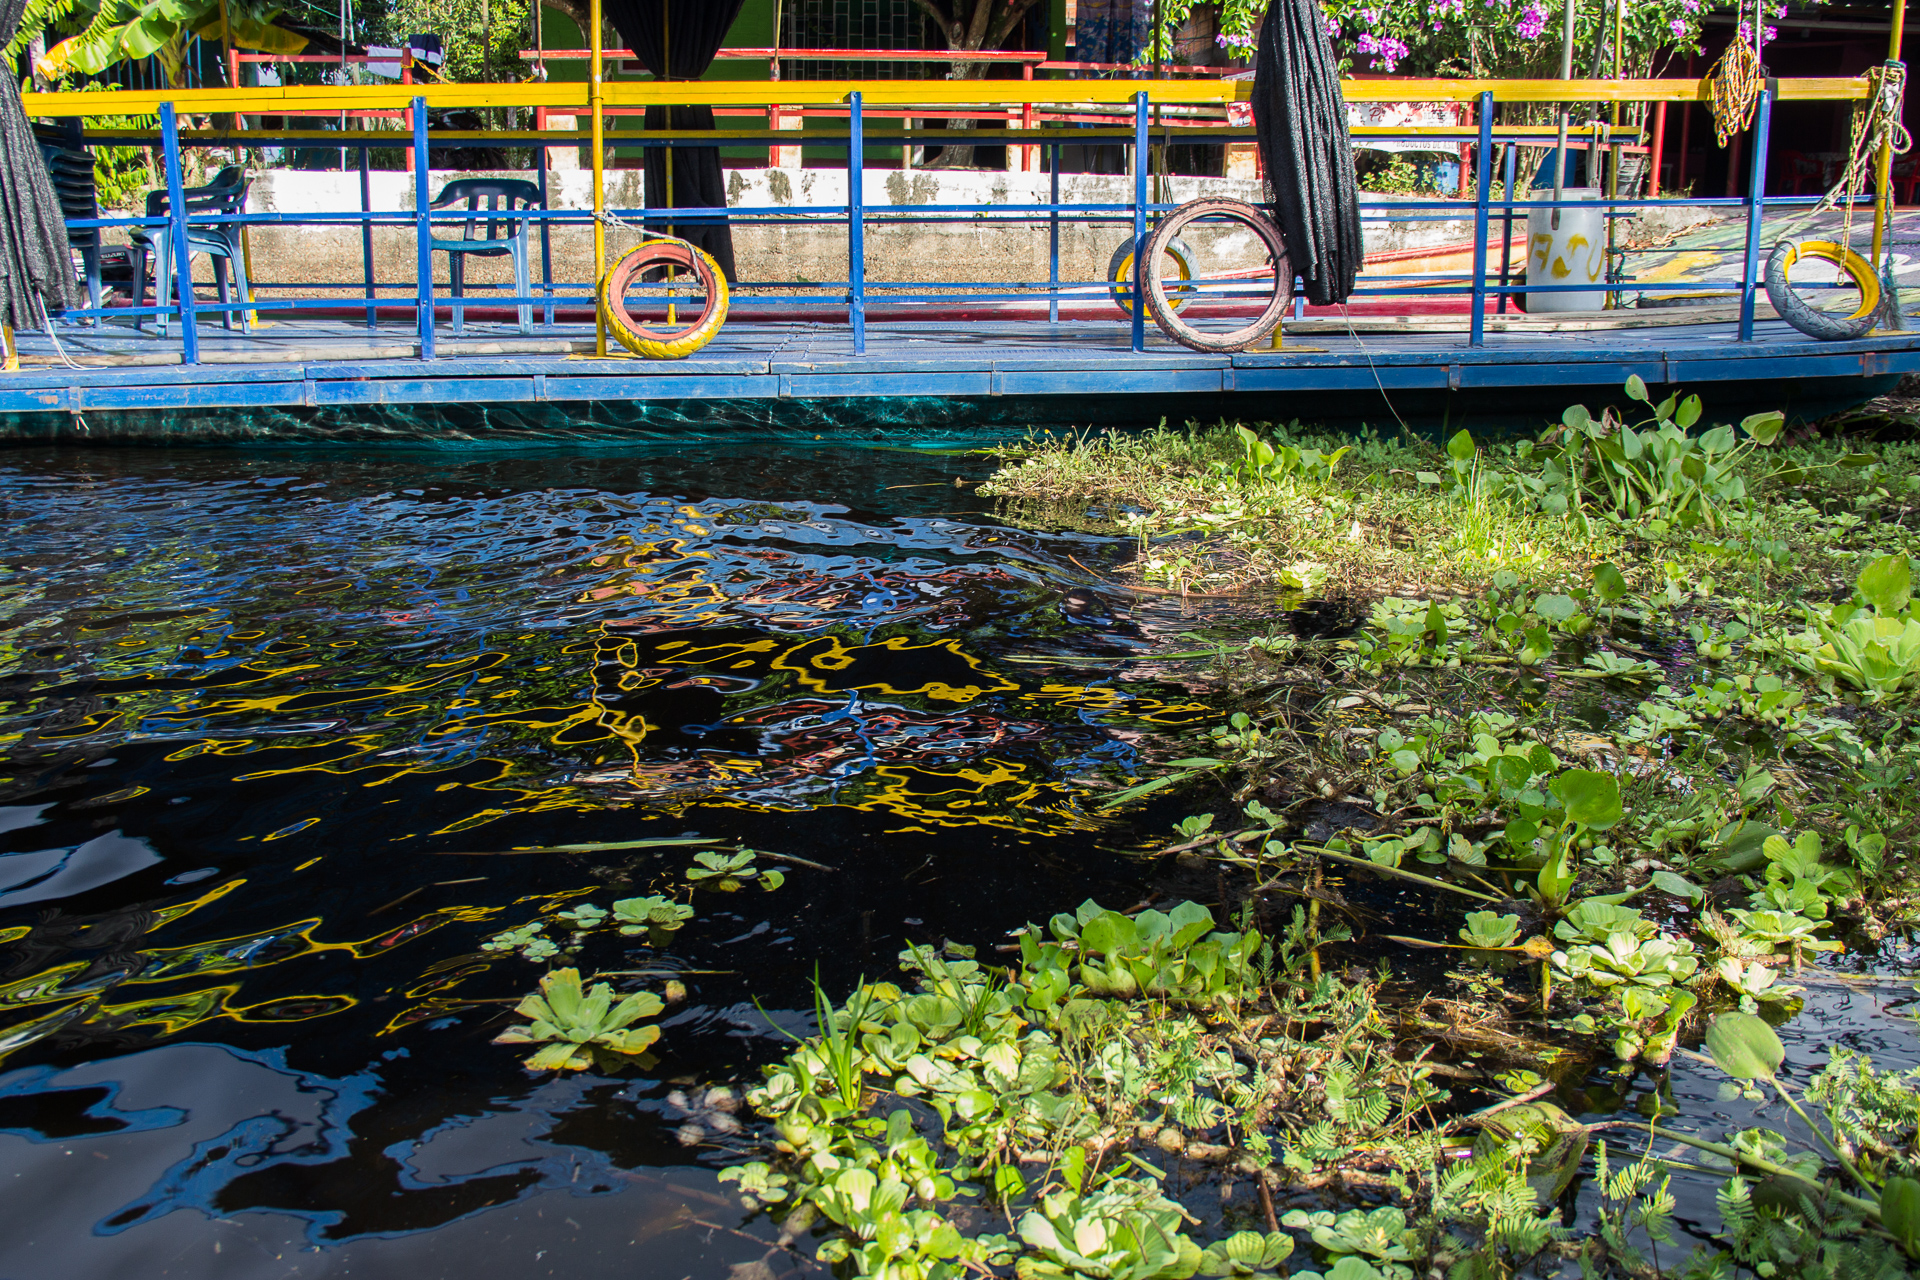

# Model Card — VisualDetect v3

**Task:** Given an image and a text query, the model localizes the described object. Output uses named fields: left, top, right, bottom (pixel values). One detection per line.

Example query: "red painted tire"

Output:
left=598, top=238, right=729, bottom=359
left=1139, top=198, right=1293, bottom=353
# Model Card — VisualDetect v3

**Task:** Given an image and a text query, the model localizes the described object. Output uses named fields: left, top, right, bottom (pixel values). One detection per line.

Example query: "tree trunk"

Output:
left=927, top=61, right=991, bottom=169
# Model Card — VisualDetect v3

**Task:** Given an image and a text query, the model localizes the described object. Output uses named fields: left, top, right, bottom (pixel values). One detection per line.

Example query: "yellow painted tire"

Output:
left=1109, top=235, right=1198, bottom=316
left=599, top=238, right=729, bottom=359
left=1764, top=239, right=1880, bottom=342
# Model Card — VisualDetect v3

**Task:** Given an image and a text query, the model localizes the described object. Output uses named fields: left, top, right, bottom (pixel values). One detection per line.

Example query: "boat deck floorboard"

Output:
left=1, top=316, right=1914, bottom=418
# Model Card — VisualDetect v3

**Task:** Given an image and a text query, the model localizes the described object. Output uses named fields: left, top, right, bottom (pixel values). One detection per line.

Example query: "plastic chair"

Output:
left=1782, top=150, right=1821, bottom=196
left=33, top=122, right=138, bottom=320
left=427, top=179, right=542, bottom=334
left=130, top=166, right=253, bottom=334
left=1892, top=156, right=1920, bottom=206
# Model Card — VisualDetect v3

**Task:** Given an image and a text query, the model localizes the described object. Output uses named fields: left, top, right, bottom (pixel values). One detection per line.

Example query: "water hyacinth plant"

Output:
left=491, top=968, right=664, bottom=1072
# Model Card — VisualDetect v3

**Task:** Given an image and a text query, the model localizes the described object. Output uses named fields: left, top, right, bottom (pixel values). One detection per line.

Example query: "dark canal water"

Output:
left=0, top=441, right=1233, bottom=1278
left=0, top=440, right=1914, bottom=1279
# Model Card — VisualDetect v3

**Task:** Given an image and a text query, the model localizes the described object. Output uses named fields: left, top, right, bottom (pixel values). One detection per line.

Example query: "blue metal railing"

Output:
left=55, top=86, right=1875, bottom=365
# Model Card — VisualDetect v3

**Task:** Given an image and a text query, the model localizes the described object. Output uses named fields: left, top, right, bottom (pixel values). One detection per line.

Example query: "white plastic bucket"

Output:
left=1525, top=188, right=1607, bottom=313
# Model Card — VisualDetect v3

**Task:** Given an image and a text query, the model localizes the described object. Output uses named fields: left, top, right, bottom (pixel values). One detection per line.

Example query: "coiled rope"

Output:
left=1707, top=3, right=1764, bottom=149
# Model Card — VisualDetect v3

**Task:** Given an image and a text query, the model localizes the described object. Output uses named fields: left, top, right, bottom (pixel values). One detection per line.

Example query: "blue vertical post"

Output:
left=413, top=97, right=434, bottom=359
left=1738, top=89, right=1773, bottom=342
left=158, top=102, right=198, bottom=364
left=849, top=92, right=866, bottom=354
left=360, top=143, right=376, bottom=328
left=537, top=157, right=554, bottom=327
left=1470, top=91, right=1494, bottom=348
left=1131, top=90, right=1148, bottom=353
left=1049, top=143, right=1060, bottom=325
left=1498, top=142, right=1517, bottom=314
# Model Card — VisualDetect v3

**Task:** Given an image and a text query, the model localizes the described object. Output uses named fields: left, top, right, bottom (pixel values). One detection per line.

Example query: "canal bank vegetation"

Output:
left=669, top=383, right=1918, bottom=1279
left=489, top=387, right=1920, bottom=1278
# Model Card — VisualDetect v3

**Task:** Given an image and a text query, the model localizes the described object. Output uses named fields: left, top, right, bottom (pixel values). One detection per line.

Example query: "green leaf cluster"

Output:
left=490, top=967, right=663, bottom=1072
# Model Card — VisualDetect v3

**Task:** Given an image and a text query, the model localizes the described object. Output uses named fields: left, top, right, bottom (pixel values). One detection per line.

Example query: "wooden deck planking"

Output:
left=0, top=317, right=1915, bottom=417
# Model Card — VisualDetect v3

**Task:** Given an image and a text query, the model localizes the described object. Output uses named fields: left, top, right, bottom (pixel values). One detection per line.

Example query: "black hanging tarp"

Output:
left=0, top=0, right=75, bottom=330
left=1251, top=0, right=1362, bottom=306
left=602, top=0, right=747, bottom=281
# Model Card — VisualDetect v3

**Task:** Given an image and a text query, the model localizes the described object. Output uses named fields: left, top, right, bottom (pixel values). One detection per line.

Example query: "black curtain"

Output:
left=0, top=0, right=75, bottom=330
left=1252, top=0, right=1362, bottom=306
left=604, top=0, right=747, bottom=281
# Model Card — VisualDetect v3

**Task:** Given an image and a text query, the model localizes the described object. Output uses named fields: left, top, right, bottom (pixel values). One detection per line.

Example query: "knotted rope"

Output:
left=1707, top=4, right=1765, bottom=149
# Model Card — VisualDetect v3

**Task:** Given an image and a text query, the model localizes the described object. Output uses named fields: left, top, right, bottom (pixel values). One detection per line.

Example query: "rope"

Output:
left=35, top=296, right=83, bottom=370
left=1815, top=60, right=1911, bottom=247
left=1707, top=2, right=1764, bottom=149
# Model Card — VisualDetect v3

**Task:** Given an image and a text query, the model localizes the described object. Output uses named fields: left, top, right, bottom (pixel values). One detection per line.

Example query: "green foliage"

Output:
left=611, top=894, right=693, bottom=943
left=1805, top=1049, right=1920, bottom=1183
left=481, top=921, right=557, bottom=960
left=6, top=0, right=84, bottom=61
left=1016, top=1181, right=1203, bottom=1280
left=716, top=1161, right=791, bottom=1211
left=41, top=0, right=305, bottom=84
left=1197, top=1231, right=1294, bottom=1278
left=1705, top=1012, right=1786, bottom=1081
left=686, top=849, right=785, bottom=892
left=1524, top=383, right=1783, bottom=534
left=490, top=967, right=662, bottom=1072
left=1799, top=558, right=1920, bottom=701
left=1550, top=768, right=1623, bottom=830
left=1280, top=1207, right=1414, bottom=1280
left=1714, top=957, right=1803, bottom=1013
left=367, top=0, right=532, bottom=84
left=1224, top=424, right=1351, bottom=487
left=1027, top=900, right=1259, bottom=1006
left=1458, top=911, right=1521, bottom=949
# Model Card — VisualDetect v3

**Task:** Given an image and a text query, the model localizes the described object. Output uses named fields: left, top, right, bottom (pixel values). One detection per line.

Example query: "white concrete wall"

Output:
left=233, top=168, right=1478, bottom=290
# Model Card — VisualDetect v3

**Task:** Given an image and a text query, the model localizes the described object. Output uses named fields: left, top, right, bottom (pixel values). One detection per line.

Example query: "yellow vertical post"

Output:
left=591, top=0, right=607, bottom=355
left=1872, top=0, right=1909, bottom=265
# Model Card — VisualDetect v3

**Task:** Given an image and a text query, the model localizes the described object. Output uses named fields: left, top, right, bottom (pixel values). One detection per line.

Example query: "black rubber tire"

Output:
left=1764, top=239, right=1878, bottom=342
left=1139, top=198, right=1293, bottom=353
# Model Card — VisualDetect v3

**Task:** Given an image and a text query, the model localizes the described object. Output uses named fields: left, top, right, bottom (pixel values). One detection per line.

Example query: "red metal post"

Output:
left=1649, top=100, right=1666, bottom=194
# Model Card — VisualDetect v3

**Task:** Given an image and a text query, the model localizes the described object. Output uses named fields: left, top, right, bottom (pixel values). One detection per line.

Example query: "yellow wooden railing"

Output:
left=21, top=75, right=1873, bottom=117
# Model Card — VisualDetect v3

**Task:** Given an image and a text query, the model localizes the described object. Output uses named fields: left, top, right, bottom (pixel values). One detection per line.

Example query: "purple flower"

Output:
left=1517, top=1, right=1548, bottom=38
left=1670, top=17, right=1687, bottom=36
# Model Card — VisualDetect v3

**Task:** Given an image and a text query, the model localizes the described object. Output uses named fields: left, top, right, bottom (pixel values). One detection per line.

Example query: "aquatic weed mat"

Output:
left=926, top=386, right=1920, bottom=1276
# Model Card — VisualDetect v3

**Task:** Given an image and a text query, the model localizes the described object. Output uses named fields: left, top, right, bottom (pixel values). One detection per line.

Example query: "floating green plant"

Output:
left=491, top=967, right=663, bottom=1072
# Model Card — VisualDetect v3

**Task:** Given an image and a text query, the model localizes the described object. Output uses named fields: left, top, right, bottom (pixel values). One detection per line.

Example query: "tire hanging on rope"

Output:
left=1765, top=63, right=1909, bottom=340
left=1251, top=0, right=1363, bottom=307
left=599, top=237, right=729, bottom=359
left=1765, top=240, right=1881, bottom=342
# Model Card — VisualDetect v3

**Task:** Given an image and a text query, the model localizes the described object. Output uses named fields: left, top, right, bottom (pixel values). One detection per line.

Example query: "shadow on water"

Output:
left=0, top=441, right=1252, bottom=1278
